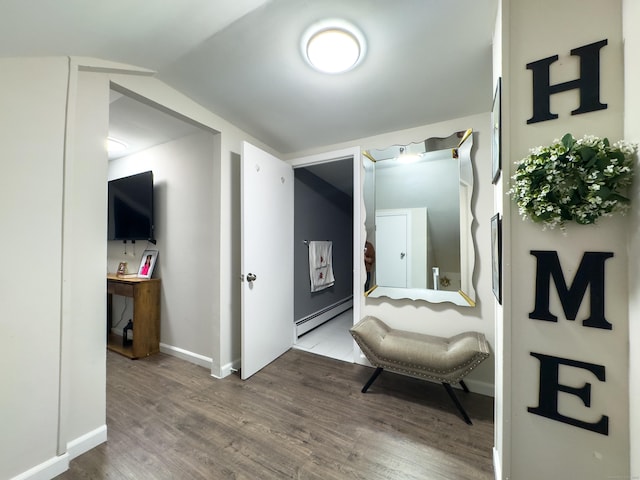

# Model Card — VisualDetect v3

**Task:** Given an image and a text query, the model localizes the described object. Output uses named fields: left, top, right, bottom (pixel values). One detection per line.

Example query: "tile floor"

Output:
left=294, top=309, right=354, bottom=362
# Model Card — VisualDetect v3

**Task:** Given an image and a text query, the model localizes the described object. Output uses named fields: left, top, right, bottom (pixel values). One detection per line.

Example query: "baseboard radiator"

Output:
left=295, top=296, right=353, bottom=337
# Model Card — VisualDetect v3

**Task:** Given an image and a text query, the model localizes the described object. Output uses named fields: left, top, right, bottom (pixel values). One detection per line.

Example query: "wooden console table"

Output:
left=107, top=274, right=161, bottom=359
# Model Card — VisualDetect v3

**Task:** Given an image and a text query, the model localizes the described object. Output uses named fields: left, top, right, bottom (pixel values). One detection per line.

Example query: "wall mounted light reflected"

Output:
left=396, top=147, right=421, bottom=163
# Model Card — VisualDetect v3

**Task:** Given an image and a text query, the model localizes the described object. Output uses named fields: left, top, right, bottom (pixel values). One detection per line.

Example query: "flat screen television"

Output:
left=108, top=171, right=155, bottom=243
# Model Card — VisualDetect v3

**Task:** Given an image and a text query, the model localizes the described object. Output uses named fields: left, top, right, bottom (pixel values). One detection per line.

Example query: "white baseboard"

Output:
left=209, top=364, right=223, bottom=379
left=66, top=425, right=107, bottom=460
left=212, top=359, right=240, bottom=379
left=9, top=454, right=68, bottom=480
left=10, top=425, right=108, bottom=480
left=296, top=297, right=353, bottom=337
left=463, top=378, right=495, bottom=397
left=159, top=343, right=241, bottom=379
left=159, top=343, right=213, bottom=369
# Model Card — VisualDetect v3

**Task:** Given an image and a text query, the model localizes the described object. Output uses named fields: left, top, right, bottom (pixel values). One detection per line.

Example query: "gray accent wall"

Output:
left=294, top=166, right=353, bottom=321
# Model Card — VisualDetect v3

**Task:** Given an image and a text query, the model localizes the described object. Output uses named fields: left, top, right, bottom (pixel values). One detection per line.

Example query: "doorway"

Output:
left=107, top=86, right=218, bottom=364
left=290, top=154, right=358, bottom=363
left=239, top=144, right=362, bottom=377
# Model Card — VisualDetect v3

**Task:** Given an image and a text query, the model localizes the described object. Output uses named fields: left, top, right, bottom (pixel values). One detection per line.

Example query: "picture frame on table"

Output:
left=137, top=249, right=158, bottom=279
left=491, top=77, right=502, bottom=184
left=491, top=213, right=502, bottom=304
left=117, top=261, right=128, bottom=276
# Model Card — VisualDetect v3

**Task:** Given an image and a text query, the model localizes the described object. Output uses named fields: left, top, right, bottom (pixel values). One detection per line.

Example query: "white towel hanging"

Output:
left=308, top=241, right=335, bottom=292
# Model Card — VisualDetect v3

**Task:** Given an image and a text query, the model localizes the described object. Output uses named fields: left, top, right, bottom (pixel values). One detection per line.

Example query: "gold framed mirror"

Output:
left=363, top=129, right=475, bottom=307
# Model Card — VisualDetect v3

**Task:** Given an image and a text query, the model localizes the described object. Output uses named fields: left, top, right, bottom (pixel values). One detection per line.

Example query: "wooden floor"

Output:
left=57, top=349, right=494, bottom=480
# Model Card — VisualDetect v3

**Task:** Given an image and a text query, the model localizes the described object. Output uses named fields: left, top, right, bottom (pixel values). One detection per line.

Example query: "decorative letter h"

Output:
left=527, top=39, right=608, bottom=124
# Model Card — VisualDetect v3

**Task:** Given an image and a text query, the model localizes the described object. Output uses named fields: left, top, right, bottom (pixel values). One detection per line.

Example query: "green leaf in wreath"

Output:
left=608, top=192, right=630, bottom=203
left=597, top=185, right=612, bottom=199
left=609, top=150, right=625, bottom=163
left=562, top=133, right=575, bottom=150
left=577, top=182, right=588, bottom=198
left=579, top=147, right=597, bottom=167
left=595, top=156, right=609, bottom=171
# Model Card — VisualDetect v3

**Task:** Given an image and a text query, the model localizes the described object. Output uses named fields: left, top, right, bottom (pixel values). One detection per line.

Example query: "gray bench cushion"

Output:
left=350, top=316, right=490, bottom=384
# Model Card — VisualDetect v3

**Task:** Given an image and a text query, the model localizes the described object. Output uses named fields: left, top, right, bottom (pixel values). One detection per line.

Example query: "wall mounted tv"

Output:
left=108, top=170, right=155, bottom=243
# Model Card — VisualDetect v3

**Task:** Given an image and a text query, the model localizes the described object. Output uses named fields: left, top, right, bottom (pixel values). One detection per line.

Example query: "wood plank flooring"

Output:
left=56, top=349, right=494, bottom=479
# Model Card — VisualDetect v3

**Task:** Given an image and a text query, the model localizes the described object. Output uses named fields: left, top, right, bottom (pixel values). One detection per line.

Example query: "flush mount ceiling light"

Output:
left=302, top=19, right=366, bottom=74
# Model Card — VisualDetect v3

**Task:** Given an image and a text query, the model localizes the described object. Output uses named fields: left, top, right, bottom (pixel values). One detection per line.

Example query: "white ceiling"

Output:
left=1, top=0, right=498, bottom=155
left=107, top=90, right=204, bottom=160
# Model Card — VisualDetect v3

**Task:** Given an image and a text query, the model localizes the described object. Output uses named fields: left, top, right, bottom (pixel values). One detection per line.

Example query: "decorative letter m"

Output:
left=529, top=251, right=613, bottom=330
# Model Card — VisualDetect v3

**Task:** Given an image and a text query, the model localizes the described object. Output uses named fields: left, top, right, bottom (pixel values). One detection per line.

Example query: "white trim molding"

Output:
left=160, top=343, right=213, bottom=370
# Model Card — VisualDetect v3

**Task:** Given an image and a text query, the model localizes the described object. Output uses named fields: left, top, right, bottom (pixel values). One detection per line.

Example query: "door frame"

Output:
left=289, top=146, right=362, bottom=361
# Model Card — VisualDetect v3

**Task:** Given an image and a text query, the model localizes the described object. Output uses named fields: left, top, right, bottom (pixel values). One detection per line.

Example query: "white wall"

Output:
left=0, top=57, right=69, bottom=479
left=60, top=67, right=110, bottom=458
left=289, top=112, right=495, bottom=395
left=0, top=56, right=275, bottom=478
left=0, top=58, right=111, bottom=479
left=108, top=131, right=217, bottom=363
left=500, top=1, right=628, bottom=478
left=623, top=0, right=640, bottom=476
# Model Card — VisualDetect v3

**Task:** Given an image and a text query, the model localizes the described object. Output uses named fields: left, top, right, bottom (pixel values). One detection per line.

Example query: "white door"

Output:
left=375, top=212, right=408, bottom=287
left=241, top=141, right=294, bottom=379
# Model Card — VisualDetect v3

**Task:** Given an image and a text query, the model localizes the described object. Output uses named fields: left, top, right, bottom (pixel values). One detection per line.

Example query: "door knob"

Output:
left=246, top=273, right=257, bottom=282
left=400, top=252, right=406, bottom=259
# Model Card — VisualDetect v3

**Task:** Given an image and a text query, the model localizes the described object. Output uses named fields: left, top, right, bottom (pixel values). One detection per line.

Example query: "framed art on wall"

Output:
left=491, top=213, right=502, bottom=304
left=137, top=249, right=158, bottom=279
left=491, top=77, right=502, bottom=184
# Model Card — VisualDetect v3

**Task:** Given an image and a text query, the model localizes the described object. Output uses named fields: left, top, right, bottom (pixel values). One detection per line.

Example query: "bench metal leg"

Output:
left=360, top=367, right=473, bottom=425
left=442, top=383, right=473, bottom=425
left=362, top=367, right=383, bottom=393
left=460, top=379, right=470, bottom=393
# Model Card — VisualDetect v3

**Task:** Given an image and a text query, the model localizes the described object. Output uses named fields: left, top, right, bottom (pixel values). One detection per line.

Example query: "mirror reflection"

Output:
left=363, top=129, right=475, bottom=306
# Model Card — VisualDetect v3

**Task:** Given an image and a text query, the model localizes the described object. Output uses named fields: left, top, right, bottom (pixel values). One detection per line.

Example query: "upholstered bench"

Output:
left=350, top=316, right=490, bottom=424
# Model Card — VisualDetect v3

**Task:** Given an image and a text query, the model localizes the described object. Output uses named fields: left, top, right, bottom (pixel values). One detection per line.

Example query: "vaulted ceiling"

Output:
left=1, top=0, right=498, bottom=155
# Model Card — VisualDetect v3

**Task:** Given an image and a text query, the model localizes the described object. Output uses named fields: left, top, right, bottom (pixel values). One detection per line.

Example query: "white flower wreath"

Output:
left=508, top=133, right=636, bottom=230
